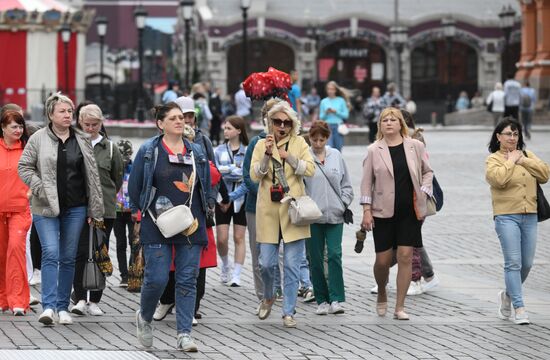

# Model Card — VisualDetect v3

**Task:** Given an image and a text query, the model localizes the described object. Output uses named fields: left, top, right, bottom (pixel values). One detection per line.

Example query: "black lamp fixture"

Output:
left=240, top=0, right=251, bottom=80
left=134, top=5, right=147, bottom=122
left=180, top=0, right=195, bottom=90
left=499, top=4, right=517, bottom=81
left=96, top=15, right=108, bottom=105
left=59, top=23, right=72, bottom=95
left=389, top=25, right=408, bottom=94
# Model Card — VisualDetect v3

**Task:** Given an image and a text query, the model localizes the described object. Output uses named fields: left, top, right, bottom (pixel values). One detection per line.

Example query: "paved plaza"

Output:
left=1, top=130, right=549, bottom=360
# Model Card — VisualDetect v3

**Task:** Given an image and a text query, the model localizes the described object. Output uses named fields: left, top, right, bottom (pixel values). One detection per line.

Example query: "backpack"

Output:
left=521, top=93, right=532, bottom=108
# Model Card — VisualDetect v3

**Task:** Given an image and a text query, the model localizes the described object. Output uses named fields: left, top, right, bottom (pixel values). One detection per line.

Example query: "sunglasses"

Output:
left=272, top=118, right=293, bottom=128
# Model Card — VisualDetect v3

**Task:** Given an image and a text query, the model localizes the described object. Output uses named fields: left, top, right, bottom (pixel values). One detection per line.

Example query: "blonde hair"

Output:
left=45, top=92, right=74, bottom=122
left=261, top=98, right=285, bottom=126
left=78, top=104, right=103, bottom=122
left=376, top=107, right=409, bottom=140
left=266, top=101, right=301, bottom=136
left=326, top=81, right=352, bottom=110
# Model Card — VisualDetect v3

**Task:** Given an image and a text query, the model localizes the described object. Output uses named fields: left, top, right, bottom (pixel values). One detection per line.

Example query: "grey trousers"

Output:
left=246, top=212, right=264, bottom=300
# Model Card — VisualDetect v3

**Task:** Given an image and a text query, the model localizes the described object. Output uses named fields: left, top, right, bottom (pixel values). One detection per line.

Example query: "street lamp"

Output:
left=96, top=15, right=108, bottom=106
left=241, top=0, right=251, bottom=80
left=306, top=24, right=325, bottom=83
left=180, top=0, right=194, bottom=90
left=441, top=17, right=456, bottom=110
left=134, top=5, right=147, bottom=122
left=499, top=4, right=516, bottom=81
left=59, top=23, right=71, bottom=96
left=389, top=25, right=408, bottom=94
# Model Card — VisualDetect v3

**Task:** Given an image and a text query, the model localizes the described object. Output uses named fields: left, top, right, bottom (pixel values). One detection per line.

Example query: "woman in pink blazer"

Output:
left=360, top=107, right=433, bottom=320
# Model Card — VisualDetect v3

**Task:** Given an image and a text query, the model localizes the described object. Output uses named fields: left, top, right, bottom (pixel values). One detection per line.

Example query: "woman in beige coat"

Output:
left=360, top=107, right=433, bottom=320
left=251, top=100, right=315, bottom=328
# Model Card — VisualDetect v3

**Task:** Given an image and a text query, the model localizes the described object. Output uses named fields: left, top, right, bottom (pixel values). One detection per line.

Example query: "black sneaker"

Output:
left=120, top=276, right=129, bottom=288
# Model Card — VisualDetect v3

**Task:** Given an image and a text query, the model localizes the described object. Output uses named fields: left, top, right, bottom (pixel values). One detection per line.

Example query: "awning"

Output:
left=0, top=0, right=71, bottom=12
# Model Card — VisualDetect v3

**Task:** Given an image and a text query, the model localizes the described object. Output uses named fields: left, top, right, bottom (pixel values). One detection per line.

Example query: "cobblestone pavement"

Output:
left=1, top=130, right=549, bottom=360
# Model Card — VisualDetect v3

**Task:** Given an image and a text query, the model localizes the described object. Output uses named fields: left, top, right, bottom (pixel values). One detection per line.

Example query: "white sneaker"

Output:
left=329, top=301, right=345, bottom=314
left=407, top=281, right=423, bottom=296
left=316, top=302, right=329, bottom=315
left=421, top=274, right=440, bottom=292
left=497, top=290, right=512, bottom=320
left=29, top=269, right=41, bottom=286
left=220, top=265, right=231, bottom=284
left=29, top=294, right=40, bottom=306
left=229, top=274, right=241, bottom=287
left=192, top=317, right=198, bottom=326
left=38, top=309, right=55, bottom=325
left=153, top=303, right=174, bottom=321
left=513, top=308, right=530, bottom=325
left=87, top=302, right=104, bottom=316
left=58, top=311, right=73, bottom=325
left=371, top=283, right=391, bottom=294
left=177, top=333, right=198, bottom=352
left=71, top=300, right=87, bottom=316
left=13, top=308, right=26, bottom=316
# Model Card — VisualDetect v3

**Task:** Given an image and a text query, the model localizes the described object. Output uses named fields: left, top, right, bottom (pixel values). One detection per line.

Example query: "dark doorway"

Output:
left=227, top=39, right=295, bottom=95
left=410, top=40, right=478, bottom=123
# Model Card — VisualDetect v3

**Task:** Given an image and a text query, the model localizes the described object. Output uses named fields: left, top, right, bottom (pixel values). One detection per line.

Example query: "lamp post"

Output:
left=60, top=24, right=71, bottom=96
left=306, top=24, right=325, bottom=83
left=96, top=16, right=108, bottom=106
left=241, top=0, right=251, bottom=80
left=499, top=5, right=516, bottom=82
left=441, top=17, right=456, bottom=107
left=390, top=25, right=408, bottom=94
left=134, top=5, right=147, bottom=122
left=180, top=0, right=194, bottom=90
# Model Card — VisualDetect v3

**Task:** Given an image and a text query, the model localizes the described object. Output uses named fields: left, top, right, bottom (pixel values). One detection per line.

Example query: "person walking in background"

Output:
left=503, top=74, right=522, bottom=120
left=520, top=82, right=536, bottom=140
left=487, top=82, right=506, bottom=127
left=113, top=139, right=138, bottom=287
left=485, top=118, right=549, bottom=325
left=305, top=88, right=321, bottom=122
left=382, top=82, right=405, bottom=109
left=455, top=91, right=470, bottom=111
left=209, top=87, right=223, bottom=146
left=304, top=121, right=353, bottom=316
left=251, top=101, right=315, bottom=328
left=471, top=91, right=484, bottom=109
left=214, top=116, right=249, bottom=287
left=360, top=107, right=433, bottom=320
left=235, top=83, right=252, bottom=122
left=288, top=70, right=302, bottom=116
left=162, top=81, right=182, bottom=104
left=319, top=81, right=350, bottom=152
left=363, top=86, right=387, bottom=144
left=18, top=93, right=104, bottom=326
left=193, top=93, right=213, bottom=134
left=0, top=110, right=32, bottom=316
left=129, top=102, right=211, bottom=352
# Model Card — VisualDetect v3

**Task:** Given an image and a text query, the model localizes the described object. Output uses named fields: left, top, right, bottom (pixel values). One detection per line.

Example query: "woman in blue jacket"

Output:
left=319, top=81, right=350, bottom=152
left=214, top=115, right=249, bottom=286
left=128, top=102, right=211, bottom=353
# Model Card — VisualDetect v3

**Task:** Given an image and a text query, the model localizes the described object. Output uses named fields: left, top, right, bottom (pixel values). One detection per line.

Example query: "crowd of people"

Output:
left=0, top=75, right=548, bottom=353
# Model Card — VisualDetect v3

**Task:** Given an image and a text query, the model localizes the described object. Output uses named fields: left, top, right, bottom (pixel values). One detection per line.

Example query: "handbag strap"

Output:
left=88, top=224, right=94, bottom=261
left=147, top=150, right=196, bottom=223
left=315, top=160, right=347, bottom=209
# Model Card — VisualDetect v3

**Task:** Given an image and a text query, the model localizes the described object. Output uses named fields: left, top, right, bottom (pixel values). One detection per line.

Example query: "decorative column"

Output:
left=516, top=0, right=537, bottom=81
left=529, top=0, right=550, bottom=99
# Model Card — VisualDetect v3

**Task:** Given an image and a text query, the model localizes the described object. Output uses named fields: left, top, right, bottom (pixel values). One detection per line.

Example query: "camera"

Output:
left=270, top=184, right=284, bottom=202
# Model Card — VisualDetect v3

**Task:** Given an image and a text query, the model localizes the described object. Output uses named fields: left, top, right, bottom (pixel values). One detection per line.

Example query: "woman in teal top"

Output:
left=319, top=81, right=350, bottom=151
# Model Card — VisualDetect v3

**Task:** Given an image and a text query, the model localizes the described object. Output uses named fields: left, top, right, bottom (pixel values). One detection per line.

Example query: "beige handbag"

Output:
left=287, top=195, right=323, bottom=226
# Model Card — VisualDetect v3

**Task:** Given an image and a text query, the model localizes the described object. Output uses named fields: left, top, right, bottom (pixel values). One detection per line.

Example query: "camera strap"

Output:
left=271, top=141, right=290, bottom=193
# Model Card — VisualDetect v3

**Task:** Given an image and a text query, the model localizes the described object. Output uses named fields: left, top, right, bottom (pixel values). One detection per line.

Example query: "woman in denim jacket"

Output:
left=214, top=115, right=249, bottom=286
left=128, top=102, right=211, bottom=352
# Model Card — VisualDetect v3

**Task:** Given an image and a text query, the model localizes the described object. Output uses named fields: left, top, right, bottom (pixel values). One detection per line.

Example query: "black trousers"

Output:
left=504, top=105, right=519, bottom=121
left=113, top=212, right=135, bottom=279
left=368, top=122, right=378, bottom=143
left=160, top=268, right=206, bottom=315
left=73, top=219, right=114, bottom=303
left=30, top=223, right=41, bottom=269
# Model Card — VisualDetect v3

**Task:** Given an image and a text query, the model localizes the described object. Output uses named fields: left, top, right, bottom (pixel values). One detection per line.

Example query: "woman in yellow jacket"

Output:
left=486, top=118, right=549, bottom=325
left=251, top=100, right=315, bottom=328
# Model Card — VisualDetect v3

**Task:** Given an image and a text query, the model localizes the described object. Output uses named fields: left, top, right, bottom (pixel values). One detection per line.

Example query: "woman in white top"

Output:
left=487, top=82, right=505, bottom=126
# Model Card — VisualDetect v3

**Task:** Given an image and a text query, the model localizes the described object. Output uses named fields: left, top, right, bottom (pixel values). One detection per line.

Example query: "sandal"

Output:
left=393, top=310, right=410, bottom=320
left=376, top=302, right=388, bottom=317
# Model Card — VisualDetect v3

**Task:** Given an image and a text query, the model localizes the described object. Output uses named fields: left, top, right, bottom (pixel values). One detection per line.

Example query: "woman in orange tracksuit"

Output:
left=0, top=110, right=32, bottom=316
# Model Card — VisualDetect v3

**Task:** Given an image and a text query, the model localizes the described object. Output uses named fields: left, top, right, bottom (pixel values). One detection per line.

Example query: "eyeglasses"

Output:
left=272, top=118, right=293, bottom=128
left=500, top=131, right=520, bottom=138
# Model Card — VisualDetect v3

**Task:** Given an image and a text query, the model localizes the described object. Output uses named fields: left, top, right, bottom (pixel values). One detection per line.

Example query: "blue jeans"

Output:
left=494, top=214, right=537, bottom=309
left=140, top=243, right=202, bottom=334
left=272, top=242, right=283, bottom=292
left=33, top=206, right=87, bottom=312
left=327, top=123, right=343, bottom=152
left=299, top=248, right=312, bottom=289
left=260, top=240, right=305, bottom=317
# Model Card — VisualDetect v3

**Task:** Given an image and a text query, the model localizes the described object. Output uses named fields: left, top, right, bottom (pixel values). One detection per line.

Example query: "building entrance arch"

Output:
left=227, top=39, right=295, bottom=95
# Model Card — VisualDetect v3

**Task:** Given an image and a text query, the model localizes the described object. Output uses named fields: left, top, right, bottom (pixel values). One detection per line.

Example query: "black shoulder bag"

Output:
left=523, top=151, right=550, bottom=222
left=315, top=162, right=354, bottom=224
left=82, top=224, right=106, bottom=291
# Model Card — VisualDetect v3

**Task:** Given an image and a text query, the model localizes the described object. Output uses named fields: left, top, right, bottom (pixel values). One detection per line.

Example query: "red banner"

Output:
left=0, top=31, right=27, bottom=109
left=57, top=31, right=77, bottom=102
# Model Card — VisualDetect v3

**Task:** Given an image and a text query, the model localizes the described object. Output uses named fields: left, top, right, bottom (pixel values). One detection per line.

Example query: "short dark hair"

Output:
left=488, top=117, right=525, bottom=153
left=308, top=120, right=331, bottom=139
left=152, top=102, right=183, bottom=131
left=1, top=110, right=29, bottom=145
